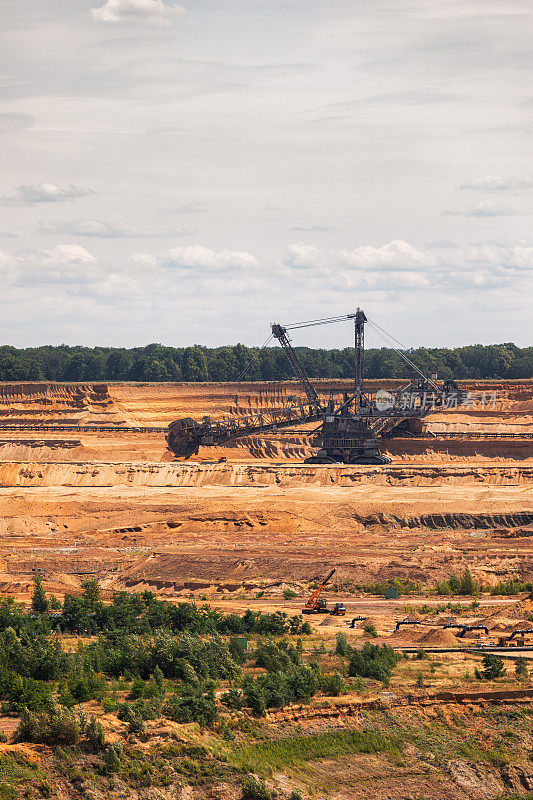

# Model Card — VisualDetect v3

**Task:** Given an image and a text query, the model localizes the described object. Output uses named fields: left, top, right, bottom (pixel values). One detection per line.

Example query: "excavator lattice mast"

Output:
left=270, top=323, right=321, bottom=409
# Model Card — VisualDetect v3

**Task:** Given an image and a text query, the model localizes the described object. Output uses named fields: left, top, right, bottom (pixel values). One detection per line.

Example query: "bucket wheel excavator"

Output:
left=166, top=309, right=465, bottom=465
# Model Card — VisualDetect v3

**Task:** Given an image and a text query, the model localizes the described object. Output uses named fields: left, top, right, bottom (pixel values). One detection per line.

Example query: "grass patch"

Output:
left=456, top=740, right=511, bottom=766
left=231, top=729, right=402, bottom=774
left=0, top=753, right=43, bottom=799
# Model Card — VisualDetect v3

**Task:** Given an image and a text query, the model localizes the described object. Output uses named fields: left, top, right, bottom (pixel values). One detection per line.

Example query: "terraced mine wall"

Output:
left=0, top=461, right=532, bottom=487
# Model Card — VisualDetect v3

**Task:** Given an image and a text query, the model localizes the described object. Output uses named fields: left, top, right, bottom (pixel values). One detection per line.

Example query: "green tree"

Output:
left=515, top=657, right=528, bottom=679
left=31, top=574, right=49, bottom=615
left=183, top=346, right=208, bottom=381
left=81, top=579, right=101, bottom=607
left=482, top=654, right=506, bottom=680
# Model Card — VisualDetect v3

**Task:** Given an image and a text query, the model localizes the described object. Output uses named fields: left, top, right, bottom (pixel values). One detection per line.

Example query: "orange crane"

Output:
left=302, top=568, right=341, bottom=614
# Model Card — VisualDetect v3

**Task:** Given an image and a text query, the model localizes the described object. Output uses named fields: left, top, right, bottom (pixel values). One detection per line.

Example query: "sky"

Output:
left=0, top=0, right=531, bottom=351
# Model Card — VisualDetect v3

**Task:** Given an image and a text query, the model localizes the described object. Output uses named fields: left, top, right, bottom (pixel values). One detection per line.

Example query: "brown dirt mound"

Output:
left=417, top=627, right=460, bottom=646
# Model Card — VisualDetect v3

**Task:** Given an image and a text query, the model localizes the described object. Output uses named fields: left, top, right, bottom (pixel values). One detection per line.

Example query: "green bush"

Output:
left=16, top=703, right=80, bottom=745
left=103, top=743, right=122, bottom=773
left=283, top=589, right=297, bottom=600
left=253, top=640, right=300, bottom=673
left=4, top=676, right=52, bottom=713
left=348, top=643, right=399, bottom=685
left=515, top=657, right=528, bottom=679
left=482, top=654, right=506, bottom=680
left=243, top=663, right=320, bottom=715
left=241, top=775, right=272, bottom=800
left=220, top=688, right=244, bottom=710
left=437, top=567, right=479, bottom=597
left=335, top=632, right=351, bottom=657
left=86, top=715, right=106, bottom=751
left=228, top=637, right=248, bottom=665
left=162, top=687, right=218, bottom=729
left=101, top=697, right=117, bottom=714
left=320, top=671, right=345, bottom=696
left=491, top=579, right=532, bottom=596
left=363, top=623, right=377, bottom=638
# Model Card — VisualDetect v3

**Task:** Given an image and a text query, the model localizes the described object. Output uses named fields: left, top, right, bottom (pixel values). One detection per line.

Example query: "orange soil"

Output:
left=0, top=380, right=529, bottom=613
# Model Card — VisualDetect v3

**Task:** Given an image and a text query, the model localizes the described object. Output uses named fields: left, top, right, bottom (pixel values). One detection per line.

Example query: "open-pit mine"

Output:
left=0, top=378, right=531, bottom=602
left=1, top=377, right=533, bottom=799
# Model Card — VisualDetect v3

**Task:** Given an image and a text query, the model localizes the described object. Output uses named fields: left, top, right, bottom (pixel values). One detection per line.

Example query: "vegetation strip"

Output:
left=231, top=729, right=401, bottom=774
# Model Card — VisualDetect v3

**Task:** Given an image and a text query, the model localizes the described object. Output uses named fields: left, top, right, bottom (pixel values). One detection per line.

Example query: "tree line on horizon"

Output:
left=0, top=341, right=530, bottom=383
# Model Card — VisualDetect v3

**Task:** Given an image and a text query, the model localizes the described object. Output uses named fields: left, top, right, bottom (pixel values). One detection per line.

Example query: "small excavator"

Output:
left=302, top=568, right=346, bottom=615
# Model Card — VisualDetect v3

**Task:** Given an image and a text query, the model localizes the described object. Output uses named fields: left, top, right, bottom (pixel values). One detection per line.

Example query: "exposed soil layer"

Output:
left=0, top=380, right=529, bottom=605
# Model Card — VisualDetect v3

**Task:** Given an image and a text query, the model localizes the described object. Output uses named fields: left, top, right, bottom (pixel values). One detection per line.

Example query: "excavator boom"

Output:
left=166, top=309, right=465, bottom=463
left=302, top=568, right=336, bottom=613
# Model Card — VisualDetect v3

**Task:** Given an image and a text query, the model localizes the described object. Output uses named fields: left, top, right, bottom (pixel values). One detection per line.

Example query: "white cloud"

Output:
left=284, top=239, right=436, bottom=271
left=0, top=184, right=94, bottom=206
left=144, top=244, right=259, bottom=271
left=15, top=245, right=99, bottom=286
left=40, top=219, right=192, bottom=238
left=458, top=175, right=533, bottom=192
left=338, top=240, right=437, bottom=269
left=91, top=0, right=186, bottom=25
left=442, top=200, right=528, bottom=217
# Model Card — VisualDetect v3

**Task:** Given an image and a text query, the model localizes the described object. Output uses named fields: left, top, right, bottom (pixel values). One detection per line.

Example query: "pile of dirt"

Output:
left=387, top=626, right=460, bottom=647
left=506, top=619, right=533, bottom=633
left=417, top=627, right=461, bottom=647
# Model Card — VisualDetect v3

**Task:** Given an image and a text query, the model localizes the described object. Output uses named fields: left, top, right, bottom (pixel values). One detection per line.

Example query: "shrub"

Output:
left=253, top=640, right=300, bottom=673
left=127, top=713, right=146, bottom=738
left=348, top=643, right=399, bottom=685
left=243, top=682, right=267, bottom=717
left=220, top=688, right=244, bottom=710
left=117, top=699, right=158, bottom=723
left=16, top=703, right=80, bottom=745
left=229, top=637, right=248, bottom=665
left=86, top=715, right=106, bottom=751
left=515, top=657, right=528, bottom=679
left=103, top=743, right=122, bottom=773
left=335, top=632, right=351, bottom=657
left=5, top=676, right=52, bottom=713
left=482, top=654, right=506, bottom=680
left=435, top=580, right=451, bottom=596
left=320, top=671, right=345, bottom=696
left=491, top=579, right=531, bottom=596
left=102, top=697, right=117, bottom=714
left=363, top=623, right=377, bottom=638
left=283, top=589, right=297, bottom=600
left=162, top=687, right=218, bottom=729
left=241, top=775, right=272, bottom=800
left=439, top=568, right=479, bottom=596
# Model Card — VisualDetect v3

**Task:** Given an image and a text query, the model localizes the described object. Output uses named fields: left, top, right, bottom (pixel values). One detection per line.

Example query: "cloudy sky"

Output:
left=0, top=0, right=531, bottom=350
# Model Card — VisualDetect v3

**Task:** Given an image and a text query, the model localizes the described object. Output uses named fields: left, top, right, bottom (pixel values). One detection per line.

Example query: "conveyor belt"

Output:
left=0, top=425, right=166, bottom=433
left=425, top=431, right=533, bottom=439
